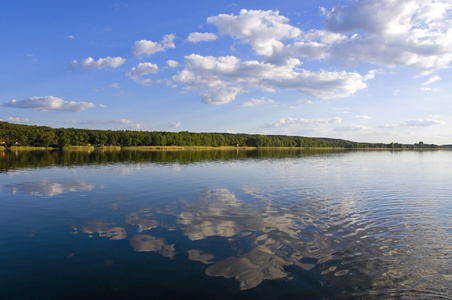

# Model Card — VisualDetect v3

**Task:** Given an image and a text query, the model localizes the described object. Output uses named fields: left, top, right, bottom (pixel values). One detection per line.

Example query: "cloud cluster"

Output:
left=132, top=34, right=176, bottom=56
left=172, top=3, right=451, bottom=104
left=323, top=0, right=452, bottom=75
left=1, top=96, right=95, bottom=112
left=71, top=56, right=126, bottom=69
left=173, top=54, right=371, bottom=104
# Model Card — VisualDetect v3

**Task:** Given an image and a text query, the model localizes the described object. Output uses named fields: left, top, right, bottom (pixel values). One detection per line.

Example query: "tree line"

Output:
left=0, top=121, right=441, bottom=149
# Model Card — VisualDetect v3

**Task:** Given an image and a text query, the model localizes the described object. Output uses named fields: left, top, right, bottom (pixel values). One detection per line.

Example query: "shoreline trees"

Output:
left=0, top=121, right=442, bottom=149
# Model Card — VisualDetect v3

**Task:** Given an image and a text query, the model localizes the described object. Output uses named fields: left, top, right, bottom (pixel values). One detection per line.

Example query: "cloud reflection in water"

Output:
left=73, top=186, right=451, bottom=295
left=8, top=179, right=95, bottom=197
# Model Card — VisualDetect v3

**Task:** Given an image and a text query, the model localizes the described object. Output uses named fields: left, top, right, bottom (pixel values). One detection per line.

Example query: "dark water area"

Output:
left=1, top=149, right=451, bottom=299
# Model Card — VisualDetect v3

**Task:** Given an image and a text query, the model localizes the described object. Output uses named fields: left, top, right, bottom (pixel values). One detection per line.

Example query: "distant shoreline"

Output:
left=4, top=145, right=449, bottom=151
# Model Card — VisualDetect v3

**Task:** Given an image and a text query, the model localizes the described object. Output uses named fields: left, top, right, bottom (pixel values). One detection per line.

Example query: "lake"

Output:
left=1, top=149, right=451, bottom=299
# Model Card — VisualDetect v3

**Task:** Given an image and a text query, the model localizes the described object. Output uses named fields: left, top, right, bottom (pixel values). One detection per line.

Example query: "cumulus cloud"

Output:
left=173, top=54, right=370, bottom=104
left=167, top=60, right=179, bottom=68
left=208, top=9, right=301, bottom=57
left=186, top=32, right=217, bottom=43
left=206, top=4, right=452, bottom=74
left=323, top=0, right=452, bottom=74
left=126, top=63, right=159, bottom=78
left=1, top=96, right=95, bottom=112
left=264, top=117, right=342, bottom=128
left=126, top=63, right=159, bottom=86
left=132, top=34, right=176, bottom=56
left=71, top=56, right=126, bottom=69
left=238, top=97, right=273, bottom=107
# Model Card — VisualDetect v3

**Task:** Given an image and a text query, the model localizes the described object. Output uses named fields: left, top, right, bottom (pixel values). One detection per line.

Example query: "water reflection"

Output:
left=71, top=187, right=370, bottom=292
left=6, top=179, right=95, bottom=197
left=73, top=221, right=126, bottom=240
left=129, top=235, right=176, bottom=259
left=0, top=148, right=342, bottom=172
left=71, top=183, right=452, bottom=297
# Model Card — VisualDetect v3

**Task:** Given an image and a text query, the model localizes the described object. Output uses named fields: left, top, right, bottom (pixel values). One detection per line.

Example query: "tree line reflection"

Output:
left=0, top=149, right=344, bottom=172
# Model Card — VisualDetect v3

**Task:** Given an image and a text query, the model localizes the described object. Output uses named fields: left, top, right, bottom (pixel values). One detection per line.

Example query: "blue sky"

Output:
left=1, top=0, right=451, bottom=144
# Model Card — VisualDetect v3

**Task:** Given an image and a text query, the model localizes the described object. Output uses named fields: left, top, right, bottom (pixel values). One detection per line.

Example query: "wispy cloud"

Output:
left=67, top=118, right=141, bottom=129
left=334, top=125, right=367, bottom=131
left=355, top=114, right=370, bottom=119
left=169, top=121, right=181, bottom=128
left=238, top=97, right=273, bottom=107
left=402, top=119, right=444, bottom=127
left=1, top=96, right=95, bottom=112
left=264, top=117, right=342, bottom=128
left=71, top=56, right=126, bottom=69
left=378, top=118, right=445, bottom=129
left=186, top=32, right=217, bottom=43
left=422, top=75, right=441, bottom=86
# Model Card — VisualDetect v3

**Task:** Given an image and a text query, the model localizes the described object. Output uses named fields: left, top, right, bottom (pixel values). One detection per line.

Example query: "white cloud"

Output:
left=378, top=118, right=445, bottom=128
left=71, top=56, right=126, bottom=69
left=377, top=123, right=397, bottom=129
left=126, top=62, right=159, bottom=78
left=355, top=114, right=370, bottom=119
left=323, top=0, right=452, bottom=75
left=296, top=100, right=313, bottom=105
left=0, top=117, right=30, bottom=123
left=334, top=125, right=367, bottom=131
left=206, top=4, right=452, bottom=74
left=402, top=119, right=444, bottom=127
left=68, top=118, right=141, bottom=129
left=1, top=96, right=95, bottom=112
left=132, top=34, right=175, bottom=56
left=110, top=83, right=120, bottom=89
left=264, top=117, right=341, bottom=128
left=169, top=122, right=181, bottom=128
left=422, top=75, right=441, bottom=86
left=208, top=9, right=301, bottom=56
left=173, top=54, right=370, bottom=104
left=238, top=97, right=273, bottom=107
left=167, top=60, right=179, bottom=68
left=126, top=63, right=159, bottom=86
left=66, top=35, right=75, bottom=39
left=186, top=32, right=217, bottom=43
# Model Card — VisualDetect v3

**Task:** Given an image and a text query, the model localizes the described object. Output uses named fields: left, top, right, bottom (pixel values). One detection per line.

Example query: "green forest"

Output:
left=0, top=121, right=444, bottom=149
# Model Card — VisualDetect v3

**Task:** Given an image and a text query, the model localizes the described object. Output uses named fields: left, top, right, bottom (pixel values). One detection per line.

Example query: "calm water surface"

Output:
left=1, top=149, right=451, bottom=299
